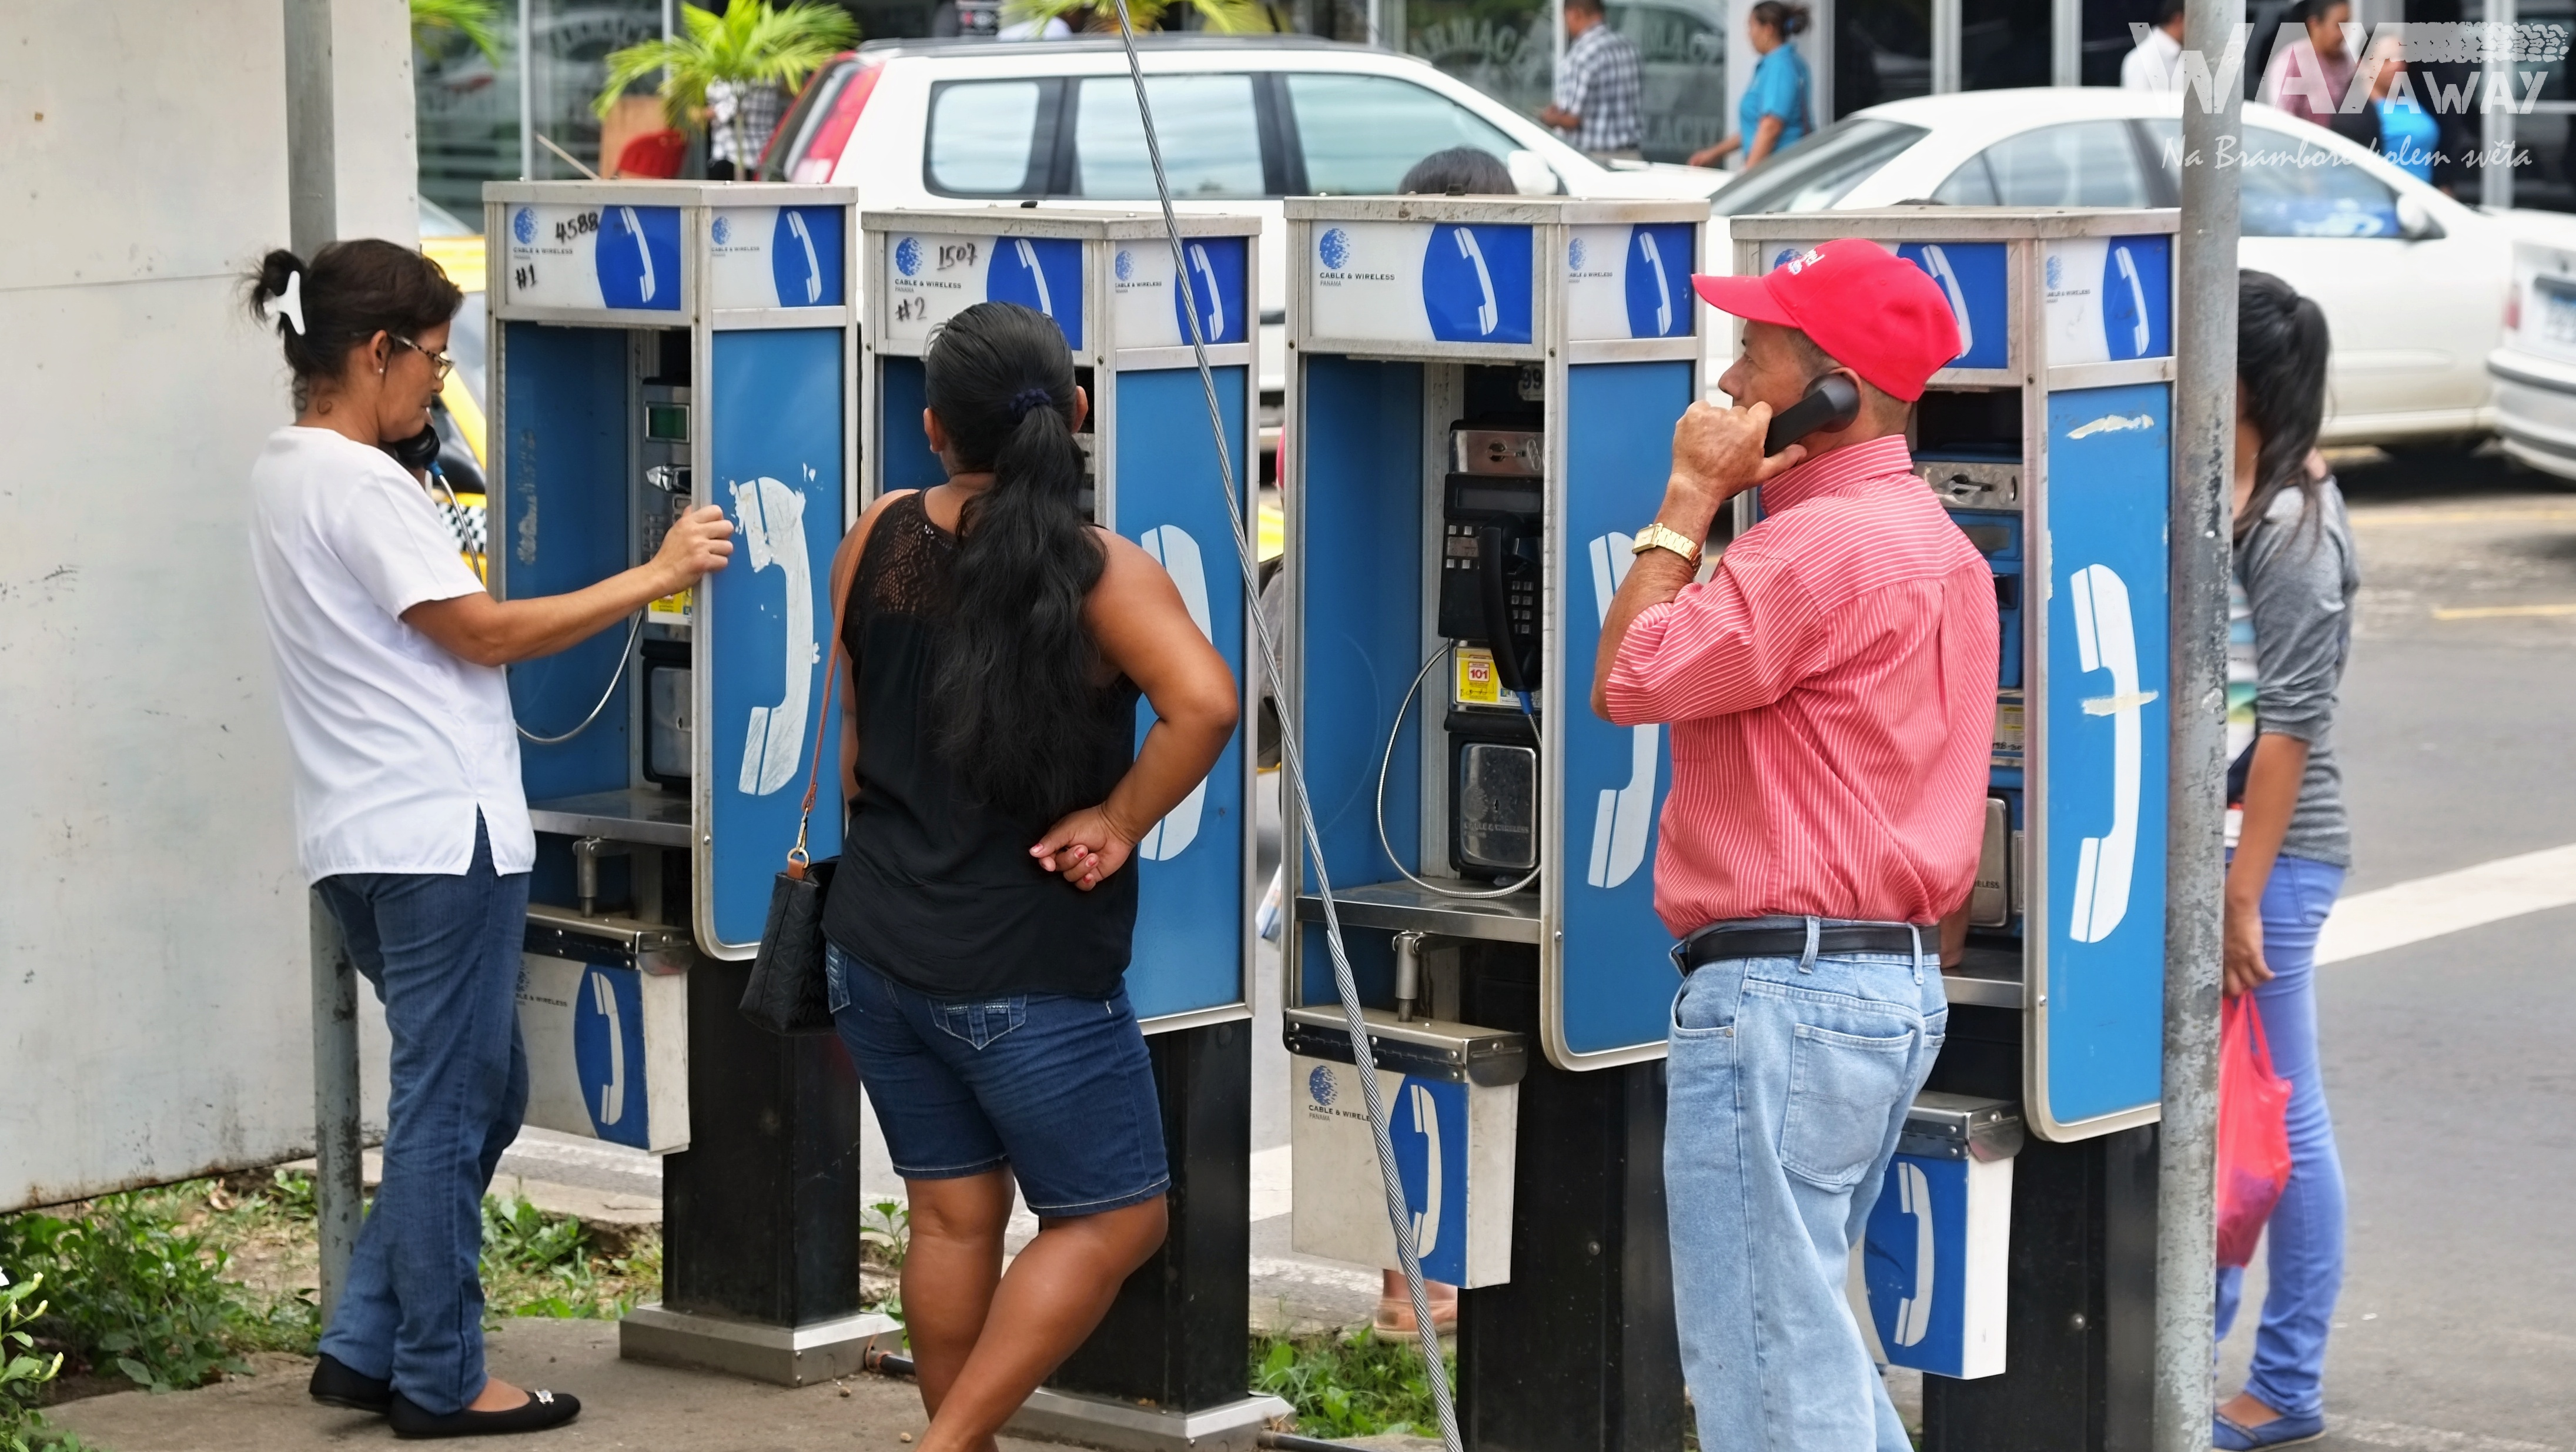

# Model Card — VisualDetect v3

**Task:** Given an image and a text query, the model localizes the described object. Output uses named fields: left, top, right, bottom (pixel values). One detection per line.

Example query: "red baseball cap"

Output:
left=1691, top=240, right=1962, bottom=402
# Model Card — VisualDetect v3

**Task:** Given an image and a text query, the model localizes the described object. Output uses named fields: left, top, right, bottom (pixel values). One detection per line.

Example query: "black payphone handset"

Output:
left=1762, top=373, right=1862, bottom=456
left=1437, top=427, right=1545, bottom=694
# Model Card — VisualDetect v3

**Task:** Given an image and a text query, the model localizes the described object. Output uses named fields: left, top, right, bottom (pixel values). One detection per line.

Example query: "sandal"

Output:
left=1373, top=1293, right=1458, bottom=1336
left=2213, top=1407, right=2326, bottom=1449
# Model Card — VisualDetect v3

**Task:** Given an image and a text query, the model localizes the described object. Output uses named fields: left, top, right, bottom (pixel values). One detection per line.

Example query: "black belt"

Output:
left=1679, top=919, right=1926, bottom=971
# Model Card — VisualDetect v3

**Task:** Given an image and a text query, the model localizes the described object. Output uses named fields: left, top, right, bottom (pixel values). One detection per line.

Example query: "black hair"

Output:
left=245, top=240, right=463, bottom=409
left=2236, top=270, right=2332, bottom=541
left=2286, top=0, right=2350, bottom=24
left=1750, top=1, right=1810, bottom=36
left=2157, top=0, right=2187, bottom=22
left=920, top=302, right=1116, bottom=821
left=1565, top=0, right=1605, bottom=12
left=1400, top=147, right=1517, bottom=196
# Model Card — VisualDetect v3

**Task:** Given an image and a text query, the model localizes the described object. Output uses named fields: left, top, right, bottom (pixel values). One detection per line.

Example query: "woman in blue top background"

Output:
left=1690, top=1, right=1811, bottom=170
left=2328, top=34, right=2438, bottom=184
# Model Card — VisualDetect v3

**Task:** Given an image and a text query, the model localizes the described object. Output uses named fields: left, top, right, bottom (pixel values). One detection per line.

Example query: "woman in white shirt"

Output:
left=244, top=240, right=731, bottom=1439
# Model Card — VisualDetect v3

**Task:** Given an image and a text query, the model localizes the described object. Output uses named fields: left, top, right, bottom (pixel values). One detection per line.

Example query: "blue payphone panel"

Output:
left=861, top=209, right=1262, bottom=1031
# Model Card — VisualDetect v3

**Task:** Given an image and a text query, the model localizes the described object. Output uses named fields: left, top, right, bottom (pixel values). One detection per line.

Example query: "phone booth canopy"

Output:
left=858, top=207, right=1263, bottom=1034
left=1729, top=207, right=2179, bottom=1143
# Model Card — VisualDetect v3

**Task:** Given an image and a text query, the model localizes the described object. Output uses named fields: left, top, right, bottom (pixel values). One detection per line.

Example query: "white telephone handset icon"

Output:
left=1920, top=245, right=1971, bottom=359
left=588, top=969, right=627, bottom=1129
left=787, top=210, right=822, bottom=304
left=1454, top=228, right=1500, bottom=337
left=1584, top=534, right=1658, bottom=889
left=1891, top=1162, right=1935, bottom=1347
left=731, top=475, right=818, bottom=797
left=1637, top=229, right=1672, bottom=334
left=1016, top=239, right=1054, bottom=317
left=1407, top=1082, right=1444, bottom=1259
left=2115, top=245, right=2150, bottom=356
left=1187, top=243, right=1225, bottom=339
left=1136, top=526, right=1212, bottom=861
left=619, top=206, right=657, bottom=304
left=2068, top=563, right=2152, bottom=942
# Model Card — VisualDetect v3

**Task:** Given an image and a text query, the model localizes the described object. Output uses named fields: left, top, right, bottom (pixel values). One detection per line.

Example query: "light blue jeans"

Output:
left=1665, top=918, right=1948, bottom=1452
left=313, top=817, right=530, bottom=1414
left=2216, top=853, right=2348, bottom=1418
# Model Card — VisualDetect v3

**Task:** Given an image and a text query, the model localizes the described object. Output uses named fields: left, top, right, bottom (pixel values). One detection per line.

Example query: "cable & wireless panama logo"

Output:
left=1319, top=226, right=1351, bottom=271
left=895, top=236, right=922, bottom=278
left=1308, top=1064, right=1338, bottom=1108
left=1115, top=248, right=1135, bottom=282
left=1568, top=236, right=1587, bottom=272
left=512, top=207, right=537, bottom=245
left=711, top=215, right=732, bottom=246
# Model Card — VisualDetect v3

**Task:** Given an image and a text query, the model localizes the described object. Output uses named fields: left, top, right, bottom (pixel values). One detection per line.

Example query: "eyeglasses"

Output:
left=390, top=333, right=455, bottom=382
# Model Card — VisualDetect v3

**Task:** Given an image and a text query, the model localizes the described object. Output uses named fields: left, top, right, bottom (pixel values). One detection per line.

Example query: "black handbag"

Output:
left=739, top=580, right=849, bottom=1037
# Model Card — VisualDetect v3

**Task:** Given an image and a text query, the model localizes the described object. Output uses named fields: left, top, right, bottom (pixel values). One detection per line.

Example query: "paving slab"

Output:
left=46, top=1319, right=1060, bottom=1452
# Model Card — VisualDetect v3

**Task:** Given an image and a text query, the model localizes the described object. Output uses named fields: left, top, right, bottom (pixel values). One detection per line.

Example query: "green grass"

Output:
left=1250, top=1327, right=1455, bottom=1438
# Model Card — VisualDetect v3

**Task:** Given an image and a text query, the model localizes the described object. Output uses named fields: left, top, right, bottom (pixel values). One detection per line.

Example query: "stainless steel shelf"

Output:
left=1292, top=880, right=1544, bottom=945
left=1942, top=945, right=2026, bottom=1010
left=528, top=788, right=692, bottom=849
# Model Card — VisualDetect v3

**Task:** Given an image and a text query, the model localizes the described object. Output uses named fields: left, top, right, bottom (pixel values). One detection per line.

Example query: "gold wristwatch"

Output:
left=1630, top=521, right=1703, bottom=568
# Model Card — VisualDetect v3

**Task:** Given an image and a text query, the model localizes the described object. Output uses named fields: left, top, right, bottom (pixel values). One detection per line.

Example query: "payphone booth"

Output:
left=484, top=182, right=894, bottom=1383
left=859, top=208, right=1280, bottom=1448
left=1280, top=196, right=1710, bottom=1451
left=1731, top=209, right=2177, bottom=1447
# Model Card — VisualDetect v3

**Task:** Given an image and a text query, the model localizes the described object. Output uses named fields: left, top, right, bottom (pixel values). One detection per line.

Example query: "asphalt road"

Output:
left=2219, top=447, right=2576, bottom=1449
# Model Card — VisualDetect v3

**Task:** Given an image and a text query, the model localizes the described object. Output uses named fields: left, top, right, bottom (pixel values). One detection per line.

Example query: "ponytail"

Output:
left=1751, top=0, right=1809, bottom=36
left=919, top=302, right=1116, bottom=821
left=244, top=239, right=462, bottom=409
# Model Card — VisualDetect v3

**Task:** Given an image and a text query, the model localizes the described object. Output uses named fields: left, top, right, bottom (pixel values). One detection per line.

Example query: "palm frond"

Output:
left=595, top=2, right=862, bottom=131
left=410, top=0, right=506, bottom=65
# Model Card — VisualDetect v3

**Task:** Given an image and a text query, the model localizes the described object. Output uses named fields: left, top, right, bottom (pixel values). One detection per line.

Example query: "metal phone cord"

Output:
left=1374, top=645, right=1543, bottom=900
left=432, top=466, right=640, bottom=747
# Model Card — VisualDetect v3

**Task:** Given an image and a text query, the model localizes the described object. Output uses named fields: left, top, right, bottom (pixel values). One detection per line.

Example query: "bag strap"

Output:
left=785, top=517, right=863, bottom=883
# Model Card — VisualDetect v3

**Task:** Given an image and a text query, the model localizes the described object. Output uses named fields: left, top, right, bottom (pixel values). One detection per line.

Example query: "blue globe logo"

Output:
left=511, top=207, right=536, bottom=245
left=1568, top=237, right=1587, bottom=272
left=895, top=236, right=922, bottom=277
left=711, top=215, right=732, bottom=246
left=1115, top=249, right=1135, bottom=282
left=1319, top=227, right=1351, bottom=271
left=2045, top=254, right=2064, bottom=289
left=1307, top=1065, right=1338, bottom=1108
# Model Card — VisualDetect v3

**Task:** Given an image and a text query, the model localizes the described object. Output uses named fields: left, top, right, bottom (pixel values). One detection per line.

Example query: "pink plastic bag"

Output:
left=2214, top=994, right=2294, bottom=1269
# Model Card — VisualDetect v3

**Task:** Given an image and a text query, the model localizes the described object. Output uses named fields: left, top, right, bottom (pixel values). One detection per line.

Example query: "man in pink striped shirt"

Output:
left=1591, top=239, right=1997, bottom=1451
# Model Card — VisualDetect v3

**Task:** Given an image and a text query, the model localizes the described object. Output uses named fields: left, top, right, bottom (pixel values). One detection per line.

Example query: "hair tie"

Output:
left=1009, top=387, right=1054, bottom=420
left=262, top=267, right=306, bottom=337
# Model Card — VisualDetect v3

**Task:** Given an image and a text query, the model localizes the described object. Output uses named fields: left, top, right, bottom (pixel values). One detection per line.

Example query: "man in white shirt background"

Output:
left=2123, top=0, right=2189, bottom=91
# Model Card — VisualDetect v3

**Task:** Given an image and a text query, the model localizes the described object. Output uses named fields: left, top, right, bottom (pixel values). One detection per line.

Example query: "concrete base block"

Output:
left=618, top=1303, right=903, bottom=1387
left=1002, top=1387, right=1292, bottom=1451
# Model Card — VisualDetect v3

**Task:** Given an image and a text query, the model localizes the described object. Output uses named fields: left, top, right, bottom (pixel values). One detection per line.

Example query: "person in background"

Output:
left=2331, top=32, right=2439, bottom=183
left=705, top=78, right=785, bottom=180
left=2259, top=0, right=2358, bottom=131
left=818, top=302, right=1238, bottom=1452
left=1400, top=145, right=1518, bottom=196
left=2120, top=0, right=2187, bottom=90
left=2211, top=272, right=2360, bottom=1452
left=1689, top=1, right=1811, bottom=170
left=245, top=241, right=734, bottom=1438
left=1538, top=0, right=1644, bottom=162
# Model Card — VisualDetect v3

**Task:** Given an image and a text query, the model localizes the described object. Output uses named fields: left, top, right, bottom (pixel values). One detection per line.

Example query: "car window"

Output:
left=1073, top=75, right=1265, bottom=198
left=1709, top=117, right=1930, bottom=215
left=2142, top=120, right=2401, bottom=237
left=926, top=79, right=1045, bottom=195
left=1284, top=73, right=1524, bottom=195
left=1936, top=121, right=2152, bottom=207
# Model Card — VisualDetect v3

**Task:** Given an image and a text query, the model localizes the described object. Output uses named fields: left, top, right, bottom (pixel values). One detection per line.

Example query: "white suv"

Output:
left=758, top=35, right=1725, bottom=411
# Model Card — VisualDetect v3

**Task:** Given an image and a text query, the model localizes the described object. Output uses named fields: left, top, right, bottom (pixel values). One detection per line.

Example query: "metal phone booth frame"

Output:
left=858, top=208, right=1280, bottom=1451
left=483, top=181, right=896, bottom=1384
left=1732, top=208, right=2179, bottom=1450
left=1280, top=196, right=1707, bottom=1452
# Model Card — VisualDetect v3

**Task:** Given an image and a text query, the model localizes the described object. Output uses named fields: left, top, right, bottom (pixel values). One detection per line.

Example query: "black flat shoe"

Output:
left=388, top=1389, right=581, bottom=1439
left=308, top=1352, right=392, bottom=1414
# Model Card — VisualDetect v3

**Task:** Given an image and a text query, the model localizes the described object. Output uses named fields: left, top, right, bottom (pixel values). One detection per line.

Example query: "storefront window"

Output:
left=415, top=0, right=667, bottom=219
left=1837, top=0, right=1929, bottom=118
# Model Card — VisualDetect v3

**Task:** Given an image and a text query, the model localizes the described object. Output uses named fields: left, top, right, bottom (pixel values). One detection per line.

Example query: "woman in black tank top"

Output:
left=816, top=303, right=1236, bottom=1451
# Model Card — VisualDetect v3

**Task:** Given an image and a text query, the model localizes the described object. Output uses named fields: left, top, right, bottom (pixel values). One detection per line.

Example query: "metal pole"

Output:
left=2157, top=0, right=2242, bottom=1446
left=518, top=0, right=536, bottom=180
left=309, top=893, right=364, bottom=1324
left=2052, top=0, right=2082, bottom=85
left=2483, top=0, right=2517, bottom=208
left=282, top=0, right=336, bottom=256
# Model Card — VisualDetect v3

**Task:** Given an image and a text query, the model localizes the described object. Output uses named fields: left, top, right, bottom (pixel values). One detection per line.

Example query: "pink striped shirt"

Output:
left=1603, top=435, right=1999, bottom=936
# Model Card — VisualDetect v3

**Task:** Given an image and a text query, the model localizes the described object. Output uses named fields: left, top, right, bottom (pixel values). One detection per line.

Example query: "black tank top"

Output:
left=820, top=491, right=1141, bottom=999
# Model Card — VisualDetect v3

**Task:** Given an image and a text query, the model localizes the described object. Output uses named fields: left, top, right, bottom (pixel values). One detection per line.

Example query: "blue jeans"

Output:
left=826, top=943, right=1168, bottom=1217
left=1665, top=919, right=1947, bottom=1452
left=2216, top=853, right=2347, bottom=1418
left=313, top=817, right=530, bottom=1415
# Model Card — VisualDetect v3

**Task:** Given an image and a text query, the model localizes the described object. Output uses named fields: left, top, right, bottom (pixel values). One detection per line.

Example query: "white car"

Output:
left=758, top=35, right=1728, bottom=417
left=2488, top=237, right=2576, bottom=477
left=1705, top=86, right=2576, bottom=445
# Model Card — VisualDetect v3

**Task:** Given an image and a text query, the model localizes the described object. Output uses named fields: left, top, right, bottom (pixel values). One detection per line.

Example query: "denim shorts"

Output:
left=825, top=941, right=1169, bottom=1217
